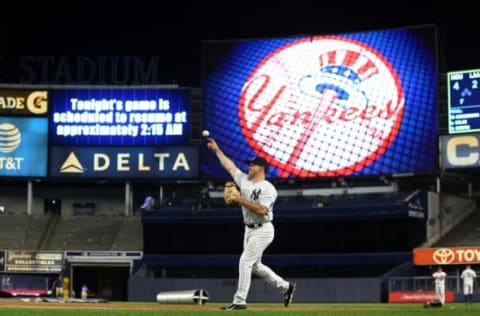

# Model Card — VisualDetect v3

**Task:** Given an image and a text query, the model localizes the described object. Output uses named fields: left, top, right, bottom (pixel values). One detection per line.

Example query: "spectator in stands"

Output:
left=140, top=196, right=155, bottom=211
left=461, top=264, right=477, bottom=305
left=52, top=274, right=63, bottom=298
left=432, top=266, right=447, bottom=305
left=81, top=283, right=88, bottom=300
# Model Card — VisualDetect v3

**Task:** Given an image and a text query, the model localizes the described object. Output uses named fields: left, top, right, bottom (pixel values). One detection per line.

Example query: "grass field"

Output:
left=0, top=302, right=479, bottom=316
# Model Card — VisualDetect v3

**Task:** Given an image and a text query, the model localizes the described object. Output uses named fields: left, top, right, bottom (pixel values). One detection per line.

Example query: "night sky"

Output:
left=1, top=1, right=478, bottom=87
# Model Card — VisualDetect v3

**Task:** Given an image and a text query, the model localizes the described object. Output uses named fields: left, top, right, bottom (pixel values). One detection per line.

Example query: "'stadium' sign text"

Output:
left=0, top=56, right=164, bottom=85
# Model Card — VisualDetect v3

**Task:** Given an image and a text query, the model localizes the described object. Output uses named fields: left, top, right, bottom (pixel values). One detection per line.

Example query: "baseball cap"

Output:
left=245, top=156, right=269, bottom=173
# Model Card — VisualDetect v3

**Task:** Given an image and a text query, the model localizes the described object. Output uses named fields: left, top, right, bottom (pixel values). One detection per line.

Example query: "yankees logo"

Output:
left=239, top=36, right=404, bottom=177
left=250, top=188, right=261, bottom=201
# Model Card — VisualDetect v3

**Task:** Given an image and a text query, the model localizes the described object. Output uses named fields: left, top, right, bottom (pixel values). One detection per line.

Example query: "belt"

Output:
left=246, top=223, right=266, bottom=228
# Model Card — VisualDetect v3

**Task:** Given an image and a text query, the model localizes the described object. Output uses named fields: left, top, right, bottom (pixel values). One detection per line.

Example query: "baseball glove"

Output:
left=224, top=181, right=240, bottom=204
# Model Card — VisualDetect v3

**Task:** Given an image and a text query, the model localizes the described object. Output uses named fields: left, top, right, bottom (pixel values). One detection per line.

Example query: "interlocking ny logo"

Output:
left=433, top=248, right=455, bottom=264
left=250, top=189, right=261, bottom=201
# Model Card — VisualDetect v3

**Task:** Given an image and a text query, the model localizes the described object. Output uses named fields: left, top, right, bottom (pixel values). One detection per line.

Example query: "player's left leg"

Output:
left=233, top=227, right=273, bottom=305
left=440, top=287, right=446, bottom=305
left=253, top=262, right=289, bottom=291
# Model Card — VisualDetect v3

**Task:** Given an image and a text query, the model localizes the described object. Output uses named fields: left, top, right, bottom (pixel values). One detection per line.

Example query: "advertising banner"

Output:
left=0, top=90, right=48, bottom=116
left=50, top=146, right=198, bottom=178
left=414, top=246, right=480, bottom=265
left=5, top=251, right=63, bottom=273
left=440, top=133, right=480, bottom=169
left=389, top=291, right=455, bottom=303
left=0, top=117, right=48, bottom=177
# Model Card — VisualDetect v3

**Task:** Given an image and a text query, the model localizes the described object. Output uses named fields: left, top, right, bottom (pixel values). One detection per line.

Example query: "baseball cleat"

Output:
left=284, top=282, right=296, bottom=307
left=221, top=303, right=247, bottom=310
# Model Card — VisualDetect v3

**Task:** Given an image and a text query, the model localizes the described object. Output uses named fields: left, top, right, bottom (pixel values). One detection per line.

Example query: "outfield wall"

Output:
left=128, top=278, right=383, bottom=303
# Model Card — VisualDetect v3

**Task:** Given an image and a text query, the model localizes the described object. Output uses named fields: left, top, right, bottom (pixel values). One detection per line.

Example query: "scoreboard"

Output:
left=448, top=68, right=480, bottom=134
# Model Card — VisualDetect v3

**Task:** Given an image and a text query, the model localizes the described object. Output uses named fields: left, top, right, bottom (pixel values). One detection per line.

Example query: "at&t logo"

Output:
left=0, top=123, right=24, bottom=170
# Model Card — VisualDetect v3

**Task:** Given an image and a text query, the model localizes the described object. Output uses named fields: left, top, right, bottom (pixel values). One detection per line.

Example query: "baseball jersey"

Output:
left=461, top=268, right=477, bottom=284
left=432, top=271, right=447, bottom=286
left=234, top=170, right=277, bottom=224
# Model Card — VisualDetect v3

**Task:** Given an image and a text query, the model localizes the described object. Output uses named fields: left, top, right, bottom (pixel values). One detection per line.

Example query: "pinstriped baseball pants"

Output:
left=233, top=222, right=289, bottom=305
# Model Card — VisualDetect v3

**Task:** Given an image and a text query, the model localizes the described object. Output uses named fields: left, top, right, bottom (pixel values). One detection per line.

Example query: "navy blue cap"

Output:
left=245, top=156, right=269, bottom=173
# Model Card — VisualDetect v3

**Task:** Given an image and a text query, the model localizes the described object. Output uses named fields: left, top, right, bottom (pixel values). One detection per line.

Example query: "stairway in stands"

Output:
left=433, top=207, right=480, bottom=247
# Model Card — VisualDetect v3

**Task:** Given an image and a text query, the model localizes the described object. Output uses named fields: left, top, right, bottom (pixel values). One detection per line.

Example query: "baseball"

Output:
left=202, top=130, right=210, bottom=137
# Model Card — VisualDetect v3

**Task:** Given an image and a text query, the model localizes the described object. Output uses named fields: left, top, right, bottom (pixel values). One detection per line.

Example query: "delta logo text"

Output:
left=51, top=147, right=199, bottom=178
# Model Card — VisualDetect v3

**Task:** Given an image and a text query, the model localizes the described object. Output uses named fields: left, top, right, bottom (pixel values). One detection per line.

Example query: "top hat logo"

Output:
left=298, top=49, right=379, bottom=109
left=0, top=123, right=21, bottom=153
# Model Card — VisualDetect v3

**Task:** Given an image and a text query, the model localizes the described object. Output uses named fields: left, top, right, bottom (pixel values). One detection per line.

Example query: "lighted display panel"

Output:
left=448, top=68, right=480, bottom=134
left=49, top=88, right=191, bottom=146
left=201, top=26, right=438, bottom=179
left=0, top=90, right=48, bottom=116
left=0, top=117, right=48, bottom=177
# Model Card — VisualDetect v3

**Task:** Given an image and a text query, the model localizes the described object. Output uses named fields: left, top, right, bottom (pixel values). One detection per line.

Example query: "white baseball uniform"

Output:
left=461, top=267, right=477, bottom=295
left=231, top=170, right=290, bottom=305
left=432, top=270, right=447, bottom=304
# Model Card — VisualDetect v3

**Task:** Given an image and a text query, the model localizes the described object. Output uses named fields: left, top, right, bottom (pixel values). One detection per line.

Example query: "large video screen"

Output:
left=49, top=88, right=190, bottom=146
left=448, top=68, right=480, bottom=134
left=201, top=26, right=438, bottom=179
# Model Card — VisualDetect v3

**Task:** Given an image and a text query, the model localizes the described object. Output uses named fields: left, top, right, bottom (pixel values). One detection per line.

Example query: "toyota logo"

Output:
left=433, top=248, right=455, bottom=264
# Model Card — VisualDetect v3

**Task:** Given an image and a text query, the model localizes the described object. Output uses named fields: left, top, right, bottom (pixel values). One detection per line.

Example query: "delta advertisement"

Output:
left=49, top=146, right=198, bottom=179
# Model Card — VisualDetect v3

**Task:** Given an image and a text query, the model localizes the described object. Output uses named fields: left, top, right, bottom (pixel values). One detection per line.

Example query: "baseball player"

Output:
left=461, top=264, right=477, bottom=305
left=432, top=266, right=447, bottom=305
left=81, top=283, right=89, bottom=300
left=207, top=138, right=296, bottom=310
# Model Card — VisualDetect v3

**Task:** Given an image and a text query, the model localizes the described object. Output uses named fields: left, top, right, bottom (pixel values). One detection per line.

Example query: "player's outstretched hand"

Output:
left=206, top=138, right=219, bottom=153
